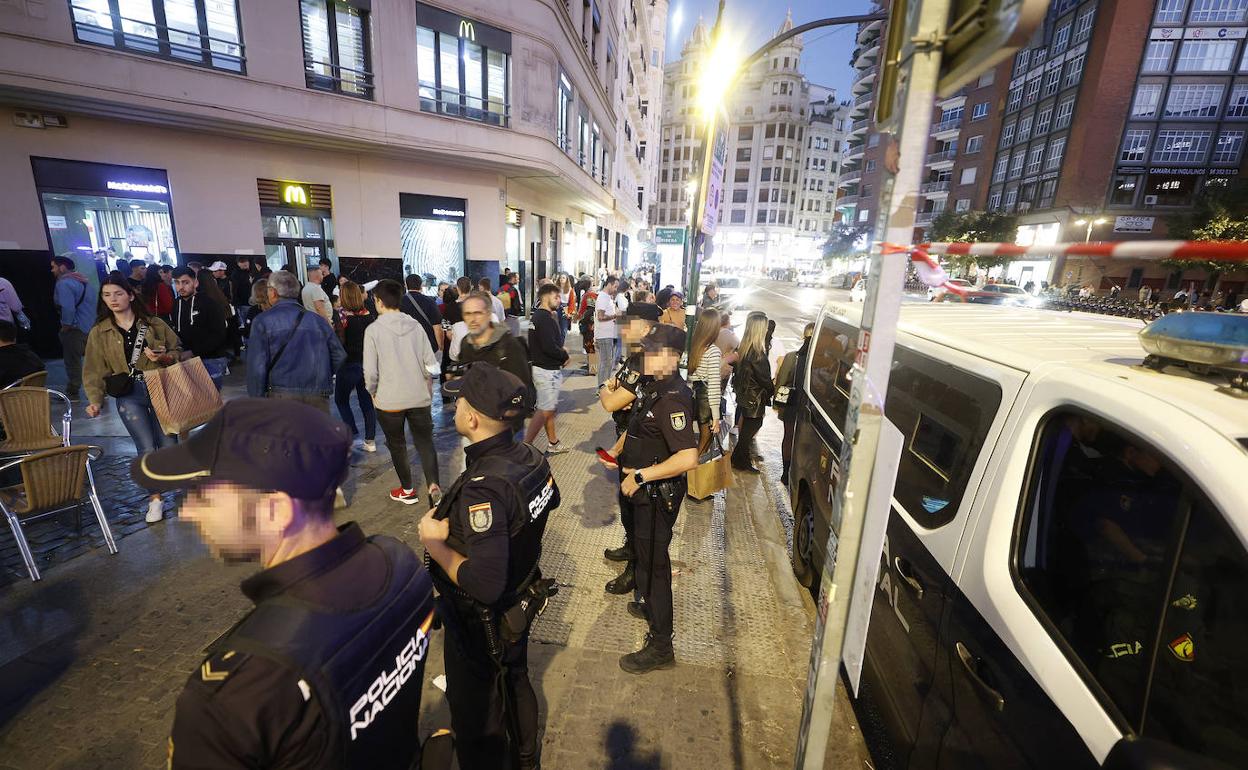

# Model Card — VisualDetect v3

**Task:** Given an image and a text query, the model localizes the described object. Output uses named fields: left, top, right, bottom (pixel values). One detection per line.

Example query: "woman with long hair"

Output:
left=241, top=277, right=269, bottom=341
left=730, top=311, right=774, bottom=472
left=556, top=274, right=574, bottom=333
left=775, top=322, right=815, bottom=486
left=139, top=267, right=173, bottom=319
left=688, top=307, right=723, bottom=455
left=334, top=281, right=378, bottom=451
left=83, top=277, right=181, bottom=523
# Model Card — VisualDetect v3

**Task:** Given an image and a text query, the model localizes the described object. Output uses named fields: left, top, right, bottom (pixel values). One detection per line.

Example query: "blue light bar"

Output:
left=1139, top=312, right=1248, bottom=373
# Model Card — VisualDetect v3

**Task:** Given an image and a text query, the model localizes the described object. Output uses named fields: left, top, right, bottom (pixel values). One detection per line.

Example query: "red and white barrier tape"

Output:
left=881, top=242, right=969, bottom=295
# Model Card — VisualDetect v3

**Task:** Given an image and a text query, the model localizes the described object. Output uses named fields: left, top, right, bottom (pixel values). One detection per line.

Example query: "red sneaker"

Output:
left=389, top=487, right=421, bottom=505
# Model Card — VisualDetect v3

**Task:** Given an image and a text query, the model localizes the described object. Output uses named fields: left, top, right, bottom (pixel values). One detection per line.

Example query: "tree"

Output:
left=822, top=222, right=869, bottom=261
left=1162, top=177, right=1248, bottom=281
left=925, top=210, right=1018, bottom=273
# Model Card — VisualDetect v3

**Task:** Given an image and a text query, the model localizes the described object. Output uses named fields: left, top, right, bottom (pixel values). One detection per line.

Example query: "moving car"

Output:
left=849, top=278, right=867, bottom=302
left=789, top=304, right=1248, bottom=770
left=928, top=277, right=973, bottom=302
left=707, top=275, right=750, bottom=309
left=944, top=283, right=1031, bottom=305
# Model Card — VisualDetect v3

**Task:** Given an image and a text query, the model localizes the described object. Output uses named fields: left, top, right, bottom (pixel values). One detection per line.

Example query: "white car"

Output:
left=928, top=277, right=973, bottom=301
left=709, top=276, right=750, bottom=309
left=797, top=270, right=824, bottom=288
left=849, top=279, right=867, bottom=302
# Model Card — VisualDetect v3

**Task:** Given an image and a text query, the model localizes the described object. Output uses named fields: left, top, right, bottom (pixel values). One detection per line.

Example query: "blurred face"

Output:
left=541, top=291, right=559, bottom=310
left=463, top=297, right=491, bottom=335
left=237, top=259, right=250, bottom=271
left=101, top=283, right=134, bottom=315
left=668, top=295, right=683, bottom=311
left=181, top=482, right=292, bottom=565
left=50, top=261, right=67, bottom=278
left=621, top=318, right=652, bottom=345
left=212, top=269, right=226, bottom=280
left=160, top=268, right=173, bottom=283
left=307, top=267, right=322, bottom=283
left=174, top=275, right=197, bottom=298
left=454, top=397, right=483, bottom=438
left=643, top=348, right=680, bottom=378
left=131, top=264, right=147, bottom=278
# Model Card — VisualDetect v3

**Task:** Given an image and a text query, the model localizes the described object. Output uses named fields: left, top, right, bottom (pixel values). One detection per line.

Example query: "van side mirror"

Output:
left=1103, top=737, right=1235, bottom=770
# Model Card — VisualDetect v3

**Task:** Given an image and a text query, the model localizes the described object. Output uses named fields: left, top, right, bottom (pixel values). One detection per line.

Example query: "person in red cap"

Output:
left=134, top=398, right=435, bottom=770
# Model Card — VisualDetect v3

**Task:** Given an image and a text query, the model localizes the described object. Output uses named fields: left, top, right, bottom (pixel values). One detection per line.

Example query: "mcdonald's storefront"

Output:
left=257, top=177, right=336, bottom=283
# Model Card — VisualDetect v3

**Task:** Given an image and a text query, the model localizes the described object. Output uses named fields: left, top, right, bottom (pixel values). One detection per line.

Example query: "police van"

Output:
left=787, top=303, right=1248, bottom=769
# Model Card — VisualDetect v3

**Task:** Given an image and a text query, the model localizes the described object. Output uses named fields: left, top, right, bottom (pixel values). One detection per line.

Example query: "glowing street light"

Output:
left=694, top=29, right=744, bottom=123
left=1073, top=216, right=1109, bottom=242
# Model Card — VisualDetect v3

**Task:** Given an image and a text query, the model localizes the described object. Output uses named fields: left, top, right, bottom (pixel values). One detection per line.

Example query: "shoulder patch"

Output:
left=468, top=502, right=493, bottom=533
left=670, top=412, right=687, bottom=431
left=199, top=649, right=247, bottom=688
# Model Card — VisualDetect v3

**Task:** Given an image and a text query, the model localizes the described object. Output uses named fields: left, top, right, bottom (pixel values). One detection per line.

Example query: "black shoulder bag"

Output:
left=263, top=308, right=306, bottom=394
left=104, top=322, right=148, bottom=398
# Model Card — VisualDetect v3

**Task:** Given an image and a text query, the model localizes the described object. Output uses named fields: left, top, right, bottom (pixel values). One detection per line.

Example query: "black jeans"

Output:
left=333, top=362, right=376, bottom=440
left=376, top=407, right=439, bottom=491
left=732, top=415, right=764, bottom=467
left=631, top=488, right=679, bottom=645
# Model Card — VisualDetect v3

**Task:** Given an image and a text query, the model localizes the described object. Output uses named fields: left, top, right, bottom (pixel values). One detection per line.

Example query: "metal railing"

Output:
left=70, top=4, right=245, bottom=72
left=926, top=149, right=958, bottom=163
left=854, top=92, right=873, bottom=107
left=931, top=118, right=961, bottom=133
left=854, top=64, right=879, bottom=82
left=418, top=86, right=510, bottom=126
left=306, top=59, right=375, bottom=98
left=915, top=211, right=939, bottom=224
left=851, top=118, right=870, bottom=132
left=921, top=181, right=950, bottom=193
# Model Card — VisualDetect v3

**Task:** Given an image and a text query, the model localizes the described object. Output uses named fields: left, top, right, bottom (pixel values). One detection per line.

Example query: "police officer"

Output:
left=419, top=362, right=560, bottom=769
left=132, top=398, right=435, bottom=769
left=598, top=302, right=660, bottom=592
left=598, top=324, right=700, bottom=674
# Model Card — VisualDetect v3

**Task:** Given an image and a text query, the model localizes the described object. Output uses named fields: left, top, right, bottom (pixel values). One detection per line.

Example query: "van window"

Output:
left=1015, top=410, right=1247, bottom=763
left=804, top=314, right=1002, bottom=528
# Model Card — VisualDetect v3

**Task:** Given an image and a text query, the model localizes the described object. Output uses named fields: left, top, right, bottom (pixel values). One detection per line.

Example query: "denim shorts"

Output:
left=532, top=366, right=562, bottom=411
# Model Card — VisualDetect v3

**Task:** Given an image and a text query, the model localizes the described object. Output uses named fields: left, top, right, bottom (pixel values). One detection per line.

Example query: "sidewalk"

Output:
left=0, top=359, right=869, bottom=769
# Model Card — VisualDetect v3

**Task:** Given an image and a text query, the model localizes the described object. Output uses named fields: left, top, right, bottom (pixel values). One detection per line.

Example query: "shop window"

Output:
left=1015, top=410, right=1247, bottom=765
left=1152, top=130, right=1212, bottom=163
left=1132, top=84, right=1163, bottom=119
left=69, top=0, right=244, bottom=72
left=416, top=4, right=511, bottom=124
left=1109, top=174, right=1141, bottom=206
left=301, top=0, right=372, bottom=98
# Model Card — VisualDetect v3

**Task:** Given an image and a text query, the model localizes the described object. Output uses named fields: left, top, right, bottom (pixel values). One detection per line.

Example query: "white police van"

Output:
left=787, top=303, right=1248, bottom=769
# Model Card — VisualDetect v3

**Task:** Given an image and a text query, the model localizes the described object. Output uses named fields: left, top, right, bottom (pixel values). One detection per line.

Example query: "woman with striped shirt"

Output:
left=688, top=307, right=723, bottom=455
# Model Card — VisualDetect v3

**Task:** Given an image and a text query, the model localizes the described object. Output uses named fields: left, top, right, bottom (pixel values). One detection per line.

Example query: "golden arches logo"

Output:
left=459, top=20, right=475, bottom=41
left=283, top=184, right=308, bottom=205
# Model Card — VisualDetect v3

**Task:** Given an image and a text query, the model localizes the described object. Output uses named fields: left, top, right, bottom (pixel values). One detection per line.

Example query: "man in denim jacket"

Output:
left=246, top=270, right=345, bottom=412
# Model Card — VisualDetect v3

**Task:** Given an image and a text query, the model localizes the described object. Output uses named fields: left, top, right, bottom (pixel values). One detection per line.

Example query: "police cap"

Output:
left=640, top=323, right=686, bottom=354
left=131, top=397, right=351, bottom=499
left=443, top=362, right=528, bottom=421
left=624, top=302, right=661, bottom=322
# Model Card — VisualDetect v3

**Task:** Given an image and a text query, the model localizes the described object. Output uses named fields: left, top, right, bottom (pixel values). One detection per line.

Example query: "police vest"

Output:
left=611, top=356, right=646, bottom=434
left=219, top=536, right=435, bottom=770
left=437, top=444, right=561, bottom=607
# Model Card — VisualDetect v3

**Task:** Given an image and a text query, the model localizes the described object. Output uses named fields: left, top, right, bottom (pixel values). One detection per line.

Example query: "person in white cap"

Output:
left=207, top=261, right=231, bottom=304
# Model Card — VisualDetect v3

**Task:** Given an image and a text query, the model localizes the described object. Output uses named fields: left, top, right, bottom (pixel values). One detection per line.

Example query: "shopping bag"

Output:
left=144, top=357, right=223, bottom=436
left=687, top=437, right=734, bottom=500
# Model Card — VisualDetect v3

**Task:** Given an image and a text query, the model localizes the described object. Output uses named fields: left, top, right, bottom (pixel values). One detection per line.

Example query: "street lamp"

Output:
left=1073, top=216, right=1109, bottom=242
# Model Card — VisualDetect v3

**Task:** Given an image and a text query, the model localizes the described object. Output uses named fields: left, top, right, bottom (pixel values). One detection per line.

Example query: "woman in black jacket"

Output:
left=334, top=281, right=377, bottom=451
left=731, top=311, right=774, bottom=472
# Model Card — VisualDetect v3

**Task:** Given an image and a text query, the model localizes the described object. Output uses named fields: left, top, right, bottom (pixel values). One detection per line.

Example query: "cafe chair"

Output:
left=0, top=387, right=71, bottom=459
left=0, top=445, right=115, bottom=582
left=3, top=371, right=48, bottom=390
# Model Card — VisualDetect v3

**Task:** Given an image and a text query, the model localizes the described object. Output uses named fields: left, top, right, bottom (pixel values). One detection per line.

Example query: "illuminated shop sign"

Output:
left=433, top=208, right=466, bottom=217
left=283, top=184, right=309, bottom=205
left=107, top=180, right=169, bottom=194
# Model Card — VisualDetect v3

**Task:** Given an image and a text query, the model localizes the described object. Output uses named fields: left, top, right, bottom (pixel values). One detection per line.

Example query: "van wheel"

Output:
left=792, top=495, right=815, bottom=588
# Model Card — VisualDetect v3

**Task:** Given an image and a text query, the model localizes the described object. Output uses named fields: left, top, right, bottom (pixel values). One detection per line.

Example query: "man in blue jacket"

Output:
left=246, top=270, right=345, bottom=412
left=51, top=256, right=96, bottom=400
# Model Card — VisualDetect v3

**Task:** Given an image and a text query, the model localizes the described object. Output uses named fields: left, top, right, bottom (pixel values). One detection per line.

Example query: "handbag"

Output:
left=773, top=385, right=792, bottom=406
left=687, top=436, right=734, bottom=500
left=144, top=357, right=223, bottom=435
left=104, top=322, right=148, bottom=398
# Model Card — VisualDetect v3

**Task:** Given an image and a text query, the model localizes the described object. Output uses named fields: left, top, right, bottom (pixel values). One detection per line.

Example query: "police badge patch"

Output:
left=671, top=412, right=687, bottom=431
left=468, top=503, right=493, bottom=533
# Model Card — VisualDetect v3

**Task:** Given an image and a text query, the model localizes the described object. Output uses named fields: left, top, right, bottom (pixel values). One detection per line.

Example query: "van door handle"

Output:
left=956, top=641, right=1005, bottom=712
left=893, top=557, right=924, bottom=599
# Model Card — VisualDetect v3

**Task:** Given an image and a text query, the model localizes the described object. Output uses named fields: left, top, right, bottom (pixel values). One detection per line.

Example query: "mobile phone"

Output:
left=596, top=447, right=618, bottom=465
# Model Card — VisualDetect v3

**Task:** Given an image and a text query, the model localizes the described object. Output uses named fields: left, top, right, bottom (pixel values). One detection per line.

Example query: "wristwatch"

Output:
left=634, top=469, right=646, bottom=486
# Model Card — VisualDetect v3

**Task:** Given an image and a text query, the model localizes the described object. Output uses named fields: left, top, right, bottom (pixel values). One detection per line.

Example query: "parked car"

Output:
left=928, top=277, right=973, bottom=301
left=790, top=304, right=1248, bottom=770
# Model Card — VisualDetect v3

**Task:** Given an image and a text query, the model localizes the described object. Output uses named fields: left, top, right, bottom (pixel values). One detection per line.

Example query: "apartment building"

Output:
left=838, top=12, right=886, bottom=232
left=0, top=0, right=667, bottom=353
left=657, top=14, right=849, bottom=271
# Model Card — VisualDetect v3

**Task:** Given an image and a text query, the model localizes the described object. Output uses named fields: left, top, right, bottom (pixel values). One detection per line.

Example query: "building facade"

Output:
left=1, top=0, right=667, bottom=353
left=657, top=14, right=849, bottom=272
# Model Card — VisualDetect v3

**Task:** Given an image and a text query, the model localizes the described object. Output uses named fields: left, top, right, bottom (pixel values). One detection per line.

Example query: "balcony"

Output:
left=852, top=65, right=878, bottom=93
left=854, top=92, right=873, bottom=108
left=845, top=142, right=865, bottom=159
left=849, top=118, right=870, bottom=136
left=854, top=42, right=881, bottom=69
left=926, top=149, right=957, bottom=166
left=931, top=118, right=961, bottom=135
left=840, top=169, right=862, bottom=184
left=920, top=181, right=950, bottom=194
left=915, top=210, right=940, bottom=224
left=857, top=17, right=883, bottom=44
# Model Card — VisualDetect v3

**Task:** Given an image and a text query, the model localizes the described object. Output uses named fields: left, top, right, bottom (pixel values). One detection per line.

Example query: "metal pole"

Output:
left=793, top=0, right=951, bottom=765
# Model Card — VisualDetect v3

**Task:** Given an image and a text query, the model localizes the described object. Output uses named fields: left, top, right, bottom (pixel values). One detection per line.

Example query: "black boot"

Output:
left=605, top=563, right=636, bottom=594
left=627, top=601, right=648, bottom=620
left=619, top=633, right=675, bottom=674
left=604, top=542, right=633, bottom=562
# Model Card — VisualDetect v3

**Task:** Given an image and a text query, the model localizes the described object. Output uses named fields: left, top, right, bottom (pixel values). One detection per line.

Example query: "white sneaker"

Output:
left=145, top=497, right=164, bottom=523
left=362, top=440, right=377, bottom=453
left=545, top=441, right=571, bottom=456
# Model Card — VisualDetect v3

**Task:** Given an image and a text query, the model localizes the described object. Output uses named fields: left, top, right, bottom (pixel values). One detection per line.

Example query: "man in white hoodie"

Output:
left=364, top=279, right=443, bottom=507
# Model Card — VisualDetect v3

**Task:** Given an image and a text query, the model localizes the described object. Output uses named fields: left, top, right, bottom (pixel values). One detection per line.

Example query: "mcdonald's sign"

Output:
left=458, top=19, right=475, bottom=41
left=283, top=184, right=309, bottom=206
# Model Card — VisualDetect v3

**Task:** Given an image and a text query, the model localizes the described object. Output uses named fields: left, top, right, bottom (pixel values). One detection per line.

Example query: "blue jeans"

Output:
left=201, top=356, right=230, bottom=391
left=596, top=337, right=618, bottom=387
left=115, top=379, right=176, bottom=455
left=334, top=362, right=376, bottom=440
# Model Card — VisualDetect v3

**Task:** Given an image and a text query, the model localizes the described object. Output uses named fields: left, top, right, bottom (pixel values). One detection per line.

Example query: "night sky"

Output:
left=663, top=0, right=878, bottom=98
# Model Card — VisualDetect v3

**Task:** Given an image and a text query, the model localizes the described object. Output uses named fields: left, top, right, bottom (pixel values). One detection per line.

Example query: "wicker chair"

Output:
left=0, top=445, right=115, bottom=581
left=3, top=371, right=48, bottom=390
left=0, top=387, right=71, bottom=458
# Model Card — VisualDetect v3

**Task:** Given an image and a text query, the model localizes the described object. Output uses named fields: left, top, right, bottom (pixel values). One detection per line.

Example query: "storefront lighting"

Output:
left=282, top=184, right=309, bottom=205
left=107, top=181, right=168, bottom=194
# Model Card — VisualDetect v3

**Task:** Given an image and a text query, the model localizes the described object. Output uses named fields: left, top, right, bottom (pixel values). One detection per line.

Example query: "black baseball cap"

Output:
left=624, top=302, right=661, bottom=322
left=131, top=398, right=351, bottom=499
left=640, top=323, right=686, bottom=354
left=443, top=362, right=528, bottom=421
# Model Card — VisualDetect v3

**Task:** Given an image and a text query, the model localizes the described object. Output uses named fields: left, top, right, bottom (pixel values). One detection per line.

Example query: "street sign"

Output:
left=654, top=227, right=686, bottom=245
left=701, top=120, right=728, bottom=237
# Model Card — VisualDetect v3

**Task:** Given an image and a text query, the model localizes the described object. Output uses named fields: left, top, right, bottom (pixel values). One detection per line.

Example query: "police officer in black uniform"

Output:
left=420, top=362, right=560, bottom=770
left=598, top=302, right=660, bottom=593
left=599, top=324, right=700, bottom=674
left=132, top=398, right=435, bottom=770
